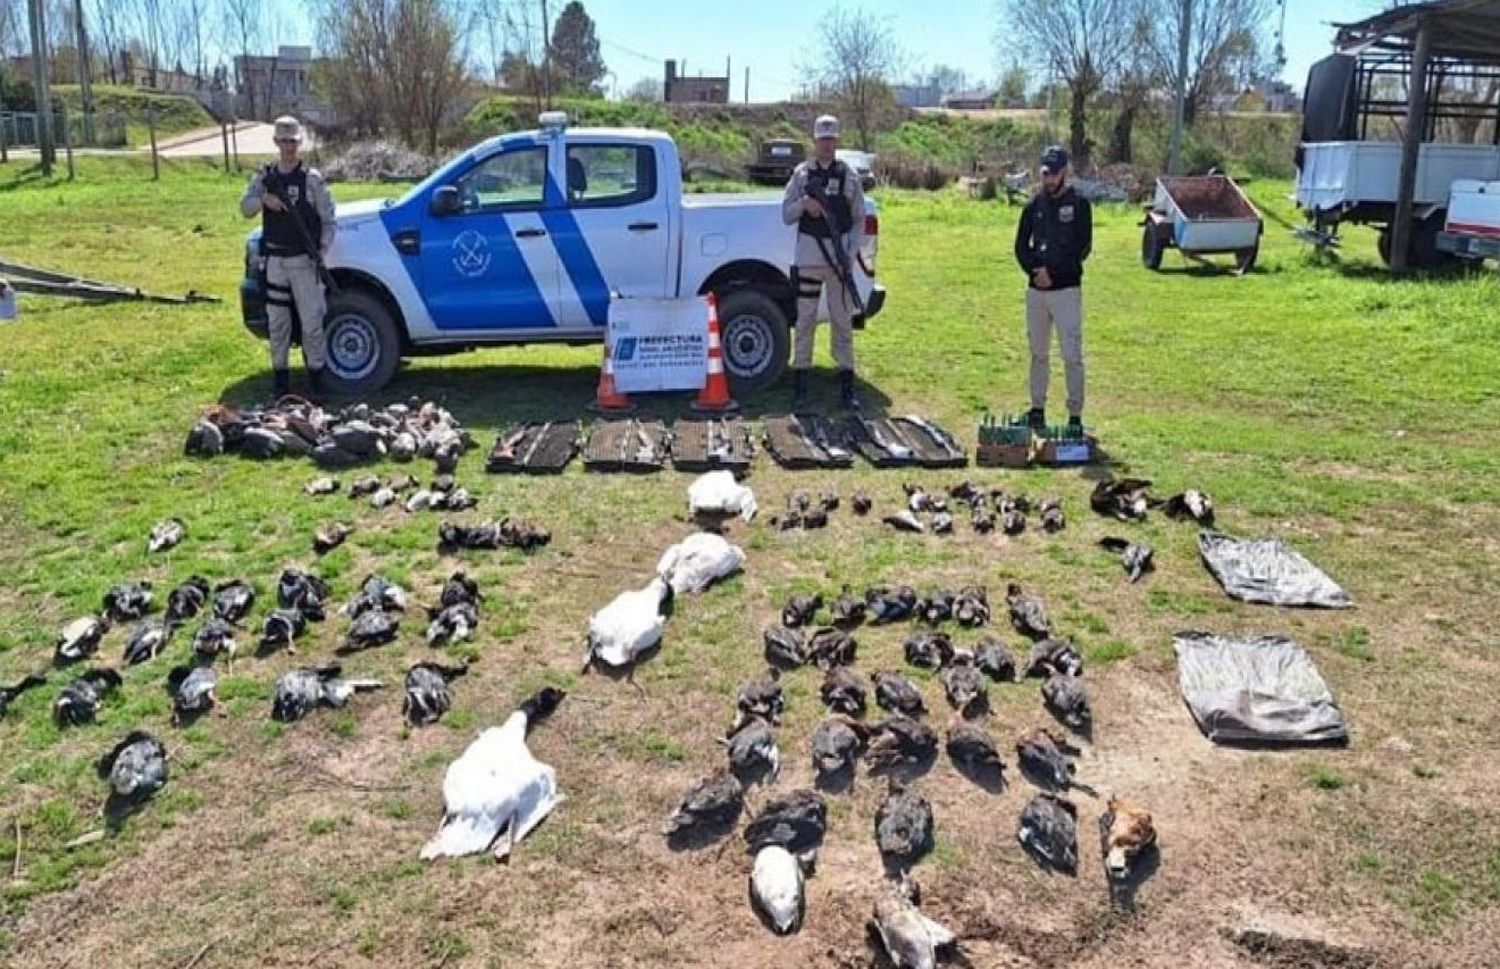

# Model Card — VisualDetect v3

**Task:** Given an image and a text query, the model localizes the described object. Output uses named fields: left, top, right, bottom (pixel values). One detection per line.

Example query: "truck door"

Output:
left=546, top=142, right=671, bottom=329
left=418, top=143, right=560, bottom=331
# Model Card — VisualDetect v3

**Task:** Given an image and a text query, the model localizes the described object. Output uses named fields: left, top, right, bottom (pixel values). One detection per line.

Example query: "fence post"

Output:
left=230, top=119, right=240, bottom=172
left=0, top=70, right=8, bottom=165
left=221, top=120, right=231, bottom=172
left=61, top=102, right=73, bottom=180
left=148, top=104, right=159, bottom=181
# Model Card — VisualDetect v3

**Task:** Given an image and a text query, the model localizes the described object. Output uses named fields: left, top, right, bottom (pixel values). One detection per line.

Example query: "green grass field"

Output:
left=1, top=156, right=1498, bottom=966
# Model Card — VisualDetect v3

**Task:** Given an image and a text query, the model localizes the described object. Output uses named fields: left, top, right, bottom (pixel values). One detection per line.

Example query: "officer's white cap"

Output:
left=813, top=115, right=840, bottom=139
left=273, top=116, right=304, bottom=143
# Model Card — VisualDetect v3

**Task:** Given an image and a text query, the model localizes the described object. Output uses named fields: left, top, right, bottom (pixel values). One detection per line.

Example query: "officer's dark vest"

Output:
left=260, top=163, right=321, bottom=256
left=798, top=160, right=854, bottom=238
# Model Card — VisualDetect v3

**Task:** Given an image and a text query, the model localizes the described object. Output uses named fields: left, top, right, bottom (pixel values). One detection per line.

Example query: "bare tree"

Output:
left=801, top=9, right=903, bottom=151
left=222, top=0, right=261, bottom=117
left=88, top=0, right=127, bottom=83
left=623, top=75, right=659, bottom=102
left=1145, top=0, right=1268, bottom=127
left=1000, top=0, right=1135, bottom=168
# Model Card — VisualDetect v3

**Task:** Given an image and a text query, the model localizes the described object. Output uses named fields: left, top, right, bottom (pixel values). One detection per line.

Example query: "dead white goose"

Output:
left=583, top=577, right=671, bottom=671
left=750, top=845, right=815, bottom=935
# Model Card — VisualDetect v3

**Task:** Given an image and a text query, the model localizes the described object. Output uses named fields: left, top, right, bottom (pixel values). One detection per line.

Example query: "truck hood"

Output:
left=245, top=196, right=392, bottom=245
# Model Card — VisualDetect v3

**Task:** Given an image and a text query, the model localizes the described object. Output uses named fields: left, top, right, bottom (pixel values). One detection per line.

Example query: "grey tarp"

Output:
left=1174, top=631, right=1349, bottom=745
left=1198, top=532, right=1353, bottom=609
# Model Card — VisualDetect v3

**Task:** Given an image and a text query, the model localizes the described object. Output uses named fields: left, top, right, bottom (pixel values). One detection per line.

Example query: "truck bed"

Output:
left=1297, top=141, right=1500, bottom=214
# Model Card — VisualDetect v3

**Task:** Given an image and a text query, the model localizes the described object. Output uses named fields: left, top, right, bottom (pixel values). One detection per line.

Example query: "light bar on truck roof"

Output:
left=538, top=111, right=568, bottom=131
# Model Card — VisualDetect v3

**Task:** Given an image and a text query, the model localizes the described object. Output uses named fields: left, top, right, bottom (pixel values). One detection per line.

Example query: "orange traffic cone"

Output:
left=691, top=292, right=739, bottom=413
left=587, top=332, right=636, bottom=415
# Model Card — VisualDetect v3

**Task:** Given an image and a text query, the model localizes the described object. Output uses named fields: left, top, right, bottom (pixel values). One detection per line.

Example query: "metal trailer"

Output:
left=1140, top=175, right=1264, bottom=273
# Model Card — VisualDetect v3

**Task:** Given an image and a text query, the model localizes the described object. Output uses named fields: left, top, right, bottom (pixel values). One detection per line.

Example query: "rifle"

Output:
left=803, top=175, right=865, bottom=317
left=261, top=165, right=340, bottom=295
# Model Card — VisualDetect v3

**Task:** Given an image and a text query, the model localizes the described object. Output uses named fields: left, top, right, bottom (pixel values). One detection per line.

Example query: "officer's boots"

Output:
left=840, top=369, right=861, bottom=411
left=272, top=369, right=290, bottom=400
left=791, top=369, right=809, bottom=410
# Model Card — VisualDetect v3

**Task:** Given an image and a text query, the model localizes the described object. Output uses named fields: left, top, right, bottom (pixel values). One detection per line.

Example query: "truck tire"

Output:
left=1141, top=224, right=1165, bottom=270
left=716, top=286, right=790, bottom=396
left=1379, top=219, right=1459, bottom=272
left=321, top=287, right=402, bottom=396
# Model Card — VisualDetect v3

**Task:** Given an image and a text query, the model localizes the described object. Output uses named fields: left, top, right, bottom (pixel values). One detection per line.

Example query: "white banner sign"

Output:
left=607, top=295, right=709, bottom=393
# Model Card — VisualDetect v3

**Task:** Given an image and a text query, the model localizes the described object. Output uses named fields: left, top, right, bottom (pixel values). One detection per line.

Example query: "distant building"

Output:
left=233, top=46, right=333, bottom=123
left=664, top=60, right=728, bottom=104
left=894, top=83, right=942, bottom=109
left=941, top=90, right=997, bottom=111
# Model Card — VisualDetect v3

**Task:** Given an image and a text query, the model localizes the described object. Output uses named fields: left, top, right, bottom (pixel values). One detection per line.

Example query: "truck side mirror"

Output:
left=430, top=185, right=461, bottom=216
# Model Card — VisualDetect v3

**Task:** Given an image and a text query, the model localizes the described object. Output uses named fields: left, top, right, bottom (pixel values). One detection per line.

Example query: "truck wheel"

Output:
left=321, top=288, right=402, bottom=396
left=716, top=287, right=790, bottom=396
left=1379, top=221, right=1459, bottom=272
left=1141, top=224, right=1165, bottom=270
left=1235, top=244, right=1258, bottom=273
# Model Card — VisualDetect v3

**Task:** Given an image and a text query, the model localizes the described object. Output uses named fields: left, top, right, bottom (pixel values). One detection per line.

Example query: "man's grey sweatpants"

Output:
left=1026, top=285, right=1084, bottom=417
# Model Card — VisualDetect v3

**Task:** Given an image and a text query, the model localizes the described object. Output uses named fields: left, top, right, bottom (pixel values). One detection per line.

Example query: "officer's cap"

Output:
left=273, top=116, right=304, bottom=144
left=813, top=115, right=840, bottom=140
left=1040, top=144, right=1069, bottom=175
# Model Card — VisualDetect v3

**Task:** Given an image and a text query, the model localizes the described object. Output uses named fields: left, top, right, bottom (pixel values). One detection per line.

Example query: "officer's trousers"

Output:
left=1026, top=285, right=1085, bottom=416
left=265, top=254, right=327, bottom=371
left=792, top=263, right=855, bottom=371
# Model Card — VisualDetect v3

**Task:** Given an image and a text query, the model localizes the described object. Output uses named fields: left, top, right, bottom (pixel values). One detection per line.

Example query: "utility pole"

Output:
left=27, top=0, right=53, bottom=173
left=745, top=66, right=750, bottom=104
left=1167, top=0, right=1192, bottom=174
left=539, top=0, right=552, bottom=108
left=73, top=0, right=95, bottom=143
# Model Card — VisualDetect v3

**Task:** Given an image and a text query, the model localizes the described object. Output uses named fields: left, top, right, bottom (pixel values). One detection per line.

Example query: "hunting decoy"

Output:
left=973, top=636, right=1017, bottom=682
left=807, top=627, right=858, bottom=669
left=953, top=586, right=989, bottom=627
left=946, top=722, right=1005, bottom=776
left=259, top=608, right=308, bottom=655
left=313, top=522, right=352, bottom=555
left=916, top=591, right=954, bottom=625
left=192, top=617, right=238, bottom=666
left=731, top=668, right=784, bottom=733
left=277, top=568, right=330, bottom=621
left=1090, top=477, right=1153, bottom=522
left=1016, top=727, right=1078, bottom=791
left=304, top=475, right=340, bottom=496
left=941, top=656, right=988, bottom=718
left=340, top=608, right=400, bottom=653
left=1039, top=497, right=1065, bottom=533
left=425, top=601, right=479, bottom=648
left=123, top=618, right=174, bottom=666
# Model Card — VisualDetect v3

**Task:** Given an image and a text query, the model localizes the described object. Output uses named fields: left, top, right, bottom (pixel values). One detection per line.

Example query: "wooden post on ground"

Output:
left=61, top=101, right=73, bottom=180
left=148, top=104, right=160, bottom=181
left=26, top=0, right=54, bottom=175
left=230, top=120, right=240, bottom=172
left=221, top=120, right=231, bottom=172
left=0, top=69, right=9, bottom=165
left=1391, top=18, right=1433, bottom=273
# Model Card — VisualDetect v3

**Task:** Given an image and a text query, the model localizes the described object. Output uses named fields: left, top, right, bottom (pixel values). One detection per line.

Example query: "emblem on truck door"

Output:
left=452, top=229, right=492, bottom=278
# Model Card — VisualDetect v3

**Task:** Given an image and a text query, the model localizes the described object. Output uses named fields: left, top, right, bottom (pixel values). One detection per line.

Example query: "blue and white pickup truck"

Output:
left=241, top=113, right=886, bottom=395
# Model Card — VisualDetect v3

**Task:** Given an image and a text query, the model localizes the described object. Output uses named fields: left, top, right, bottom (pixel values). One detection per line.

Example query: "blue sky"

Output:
left=275, top=0, right=1381, bottom=102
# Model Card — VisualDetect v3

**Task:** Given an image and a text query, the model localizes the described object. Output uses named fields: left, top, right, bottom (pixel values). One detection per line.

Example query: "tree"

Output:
left=1000, top=0, right=1135, bottom=169
left=87, top=0, right=127, bottom=83
left=549, top=1, right=603, bottom=96
left=1144, top=0, right=1268, bottom=127
left=801, top=9, right=903, bottom=151
left=997, top=60, right=1028, bottom=108
left=623, top=75, right=660, bottom=102
left=1105, top=10, right=1155, bottom=165
left=222, top=0, right=261, bottom=117
left=922, top=64, right=970, bottom=97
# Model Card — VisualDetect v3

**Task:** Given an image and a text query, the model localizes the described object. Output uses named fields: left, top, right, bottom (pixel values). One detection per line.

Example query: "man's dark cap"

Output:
left=1040, top=145, right=1069, bottom=174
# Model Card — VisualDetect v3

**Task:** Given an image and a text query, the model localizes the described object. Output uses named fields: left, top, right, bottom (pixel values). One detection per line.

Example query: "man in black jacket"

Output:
left=1014, top=145, right=1092, bottom=432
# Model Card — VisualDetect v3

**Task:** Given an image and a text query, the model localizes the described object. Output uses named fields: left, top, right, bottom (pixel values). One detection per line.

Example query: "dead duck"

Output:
left=811, top=714, right=869, bottom=775
left=146, top=518, right=186, bottom=554
left=870, top=878, right=958, bottom=969
left=946, top=722, right=1005, bottom=776
left=1042, top=673, right=1092, bottom=730
left=801, top=502, right=830, bottom=530
left=165, top=576, right=211, bottom=624
left=1018, top=792, right=1079, bottom=873
left=370, top=485, right=399, bottom=509
left=663, top=770, right=744, bottom=836
left=971, top=502, right=995, bottom=534
left=875, top=670, right=926, bottom=717
left=743, top=788, right=826, bottom=853
left=123, top=619, right=174, bottom=666
left=830, top=585, right=866, bottom=627
left=183, top=418, right=224, bottom=457
left=1025, top=637, right=1083, bottom=678
left=403, top=661, right=469, bottom=725
left=1006, top=583, right=1051, bottom=640
left=1160, top=489, right=1214, bottom=526
left=732, top=668, right=785, bottom=733
left=876, top=779, right=934, bottom=870
left=953, top=586, right=990, bottom=627
left=167, top=664, right=219, bottom=722
left=388, top=471, right=421, bottom=492
left=277, top=569, right=331, bottom=621
left=1090, top=477, right=1154, bottom=522
left=974, top=636, right=1017, bottom=682
left=344, top=573, right=409, bottom=617
left=1016, top=727, right=1078, bottom=791
left=56, top=615, right=110, bottom=664
left=807, top=627, right=857, bottom=668
left=916, top=591, right=955, bottom=625
left=851, top=490, right=873, bottom=515
left=102, top=580, right=154, bottom=623
left=1099, top=536, right=1154, bottom=583
left=313, top=522, right=353, bottom=555
left=431, top=473, right=456, bottom=493
left=884, top=510, right=926, bottom=534
left=904, top=483, right=937, bottom=513
left=0, top=672, right=46, bottom=718
left=941, top=656, right=988, bottom=717
left=930, top=511, right=955, bottom=534
left=259, top=608, right=308, bottom=655
left=53, top=669, right=122, bottom=726
left=271, top=664, right=385, bottom=722
left=304, top=475, right=340, bottom=496
left=192, top=617, right=238, bottom=666
left=340, top=608, right=401, bottom=653
left=999, top=506, right=1026, bottom=535
left=425, top=601, right=479, bottom=648
left=97, top=730, right=168, bottom=804
left=1039, top=497, right=1065, bottom=533
left=867, top=716, right=938, bottom=772
left=820, top=665, right=868, bottom=716
left=867, top=585, right=919, bottom=624
left=947, top=480, right=981, bottom=504
left=404, top=488, right=436, bottom=514
left=1099, top=795, right=1157, bottom=880
left=437, top=570, right=482, bottom=609
left=763, top=624, right=808, bottom=669
left=781, top=592, right=823, bottom=628
left=904, top=630, right=954, bottom=670
left=721, top=717, right=780, bottom=783
left=348, top=475, right=381, bottom=498
left=212, top=579, right=256, bottom=624
left=750, top=845, right=813, bottom=935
